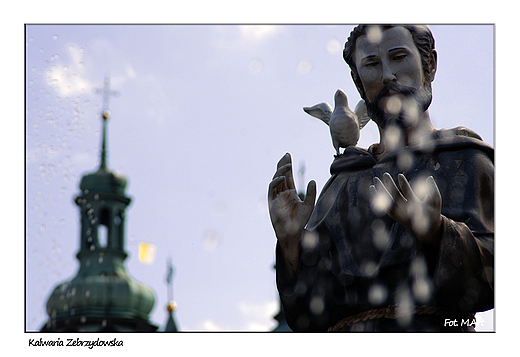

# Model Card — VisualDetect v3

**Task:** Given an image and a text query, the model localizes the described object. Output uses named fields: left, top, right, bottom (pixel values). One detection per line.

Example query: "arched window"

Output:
left=98, top=208, right=111, bottom=248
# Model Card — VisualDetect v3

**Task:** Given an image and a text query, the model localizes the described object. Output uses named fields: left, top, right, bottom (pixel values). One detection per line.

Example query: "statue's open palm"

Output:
left=370, top=172, right=442, bottom=245
left=268, top=153, right=316, bottom=247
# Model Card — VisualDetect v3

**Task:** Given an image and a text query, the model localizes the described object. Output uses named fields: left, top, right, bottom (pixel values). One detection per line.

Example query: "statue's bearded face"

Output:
left=354, top=26, right=432, bottom=129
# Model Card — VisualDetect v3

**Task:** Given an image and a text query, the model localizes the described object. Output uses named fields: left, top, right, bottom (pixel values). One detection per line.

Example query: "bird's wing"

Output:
left=354, top=100, right=371, bottom=129
left=303, top=102, right=332, bottom=125
left=358, top=114, right=371, bottom=129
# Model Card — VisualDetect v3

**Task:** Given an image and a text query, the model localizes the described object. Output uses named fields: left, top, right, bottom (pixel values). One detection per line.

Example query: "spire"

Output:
left=100, top=110, right=110, bottom=170
left=94, top=75, right=119, bottom=171
left=164, top=257, right=179, bottom=331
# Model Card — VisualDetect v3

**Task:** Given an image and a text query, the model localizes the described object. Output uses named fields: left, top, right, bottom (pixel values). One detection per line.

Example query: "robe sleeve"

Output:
left=276, top=239, right=343, bottom=331
left=429, top=149, right=494, bottom=312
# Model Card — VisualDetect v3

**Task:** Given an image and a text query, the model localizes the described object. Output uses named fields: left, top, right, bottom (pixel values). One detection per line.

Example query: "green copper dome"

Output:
left=79, top=166, right=127, bottom=194
left=45, top=250, right=155, bottom=326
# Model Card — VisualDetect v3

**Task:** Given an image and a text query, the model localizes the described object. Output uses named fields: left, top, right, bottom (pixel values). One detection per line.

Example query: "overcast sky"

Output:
left=18, top=4, right=519, bottom=354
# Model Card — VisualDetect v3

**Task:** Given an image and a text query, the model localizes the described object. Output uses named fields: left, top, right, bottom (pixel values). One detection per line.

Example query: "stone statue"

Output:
left=268, top=25, right=494, bottom=331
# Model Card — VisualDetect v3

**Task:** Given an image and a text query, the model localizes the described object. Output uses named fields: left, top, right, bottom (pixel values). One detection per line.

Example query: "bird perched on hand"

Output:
left=303, top=89, right=370, bottom=155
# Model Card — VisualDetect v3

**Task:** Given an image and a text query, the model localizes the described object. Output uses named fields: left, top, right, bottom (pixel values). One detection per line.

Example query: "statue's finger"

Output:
left=382, top=172, right=406, bottom=205
left=397, top=173, right=417, bottom=202
left=303, top=180, right=317, bottom=209
left=426, top=176, right=442, bottom=208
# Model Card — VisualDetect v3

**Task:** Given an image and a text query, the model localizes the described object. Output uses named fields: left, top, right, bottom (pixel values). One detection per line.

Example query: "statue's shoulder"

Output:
left=438, top=126, right=483, bottom=141
left=434, top=126, right=494, bottom=162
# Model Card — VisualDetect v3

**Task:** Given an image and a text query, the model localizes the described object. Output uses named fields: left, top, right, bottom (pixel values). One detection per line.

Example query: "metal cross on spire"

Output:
left=94, top=75, right=120, bottom=112
left=93, top=75, right=120, bottom=170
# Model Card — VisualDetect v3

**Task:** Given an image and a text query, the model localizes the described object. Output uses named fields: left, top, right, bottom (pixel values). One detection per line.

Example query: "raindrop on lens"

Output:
left=368, top=284, right=388, bottom=304
left=301, top=231, right=318, bottom=249
left=309, top=296, right=325, bottom=315
left=367, top=26, right=382, bottom=44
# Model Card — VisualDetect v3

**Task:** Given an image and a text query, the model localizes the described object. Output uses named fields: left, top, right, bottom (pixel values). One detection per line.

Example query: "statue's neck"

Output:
left=375, top=110, right=435, bottom=161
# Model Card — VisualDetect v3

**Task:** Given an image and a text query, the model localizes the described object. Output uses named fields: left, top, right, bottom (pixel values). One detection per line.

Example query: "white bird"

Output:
left=303, top=89, right=370, bottom=154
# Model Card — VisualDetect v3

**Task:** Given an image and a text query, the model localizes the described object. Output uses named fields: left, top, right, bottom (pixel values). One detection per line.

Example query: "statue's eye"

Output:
left=364, top=61, right=378, bottom=68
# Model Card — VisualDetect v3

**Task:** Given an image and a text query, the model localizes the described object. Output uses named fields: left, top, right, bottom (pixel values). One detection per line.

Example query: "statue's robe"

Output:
left=276, top=127, right=494, bottom=331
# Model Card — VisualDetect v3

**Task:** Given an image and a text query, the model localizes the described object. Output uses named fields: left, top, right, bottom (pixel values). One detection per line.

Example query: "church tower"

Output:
left=41, top=81, right=157, bottom=331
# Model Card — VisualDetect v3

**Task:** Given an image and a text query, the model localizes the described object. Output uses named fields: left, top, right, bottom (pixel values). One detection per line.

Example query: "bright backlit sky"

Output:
left=18, top=4, right=518, bottom=354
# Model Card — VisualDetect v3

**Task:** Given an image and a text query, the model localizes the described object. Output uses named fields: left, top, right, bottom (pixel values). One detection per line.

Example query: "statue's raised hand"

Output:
left=268, top=153, right=316, bottom=279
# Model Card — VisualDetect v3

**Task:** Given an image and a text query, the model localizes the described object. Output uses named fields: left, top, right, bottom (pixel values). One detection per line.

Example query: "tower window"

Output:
left=98, top=225, right=108, bottom=248
left=98, top=208, right=110, bottom=248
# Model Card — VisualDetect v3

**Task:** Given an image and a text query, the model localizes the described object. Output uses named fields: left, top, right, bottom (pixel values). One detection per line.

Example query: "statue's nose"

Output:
left=382, top=64, right=397, bottom=84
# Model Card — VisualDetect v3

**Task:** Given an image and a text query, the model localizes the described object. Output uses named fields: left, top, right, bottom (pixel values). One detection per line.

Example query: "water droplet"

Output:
left=53, top=34, right=59, bottom=40
left=397, top=151, right=414, bottom=171
left=371, top=188, right=391, bottom=216
left=385, top=96, right=403, bottom=115
left=412, top=278, right=430, bottom=303
left=371, top=219, right=389, bottom=250
left=368, top=284, right=388, bottom=304
left=367, top=26, right=382, bottom=44
left=248, top=59, right=263, bottom=73
left=297, top=60, right=312, bottom=75
left=326, top=39, right=341, bottom=54
left=202, top=229, right=220, bottom=251
left=309, top=296, right=325, bottom=315
left=301, top=231, right=318, bottom=249
left=396, top=288, right=413, bottom=327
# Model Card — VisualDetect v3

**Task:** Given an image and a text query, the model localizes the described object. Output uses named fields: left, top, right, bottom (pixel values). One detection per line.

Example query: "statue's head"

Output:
left=343, top=25, right=437, bottom=129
